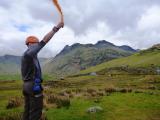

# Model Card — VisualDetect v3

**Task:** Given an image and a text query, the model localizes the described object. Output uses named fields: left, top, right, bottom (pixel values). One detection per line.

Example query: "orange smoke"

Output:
left=52, top=0, right=64, bottom=23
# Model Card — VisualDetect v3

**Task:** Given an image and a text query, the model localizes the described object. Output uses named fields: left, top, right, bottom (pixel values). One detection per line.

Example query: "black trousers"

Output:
left=23, top=81, right=43, bottom=120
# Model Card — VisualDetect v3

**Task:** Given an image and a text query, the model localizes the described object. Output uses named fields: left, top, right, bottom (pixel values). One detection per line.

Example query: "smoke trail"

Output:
left=52, top=0, right=64, bottom=23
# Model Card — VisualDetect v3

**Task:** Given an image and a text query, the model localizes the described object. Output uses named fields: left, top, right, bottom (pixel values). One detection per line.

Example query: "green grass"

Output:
left=47, top=98, right=104, bottom=120
left=0, top=55, right=160, bottom=119
left=46, top=93, right=160, bottom=120
left=0, top=46, right=160, bottom=119
left=0, top=74, right=56, bottom=81
left=63, top=75, right=160, bottom=91
left=0, top=62, right=20, bottom=74
left=0, top=74, right=160, bottom=120
left=43, top=74, right=57, bottom=81
left=80, top=51, right=160, bottom=74
left=0, top=74, right=21, bottom=80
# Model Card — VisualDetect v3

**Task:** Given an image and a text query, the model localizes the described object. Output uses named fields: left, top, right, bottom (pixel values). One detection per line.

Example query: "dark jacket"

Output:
left=21, top=41, right=46, bottom=82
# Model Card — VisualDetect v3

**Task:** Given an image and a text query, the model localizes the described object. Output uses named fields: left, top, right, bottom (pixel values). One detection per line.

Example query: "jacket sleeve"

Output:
left=27, top=40, right=46, bottom=57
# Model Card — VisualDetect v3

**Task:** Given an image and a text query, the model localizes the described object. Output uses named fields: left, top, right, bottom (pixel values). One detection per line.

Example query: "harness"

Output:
left=33, top=58, right=43, bottom=94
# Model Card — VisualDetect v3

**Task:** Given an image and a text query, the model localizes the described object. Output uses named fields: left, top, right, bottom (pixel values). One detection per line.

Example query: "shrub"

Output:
left=117, top=88, right=127, bottom=93
left=91, top=92, right=97, bottom=97
left=104, top=87, right=116, bottom=93
left=127, top=88, right=132, bottom=92
left=134, top=90, right=144, bottom=93
left=6, top=97, right=23, bottom=109
left=68, top=93, right=74, bottom=98
left=1, top=112, right=23, bottom=120
left=86, top=88, right=97, bottom=94
left=58, top=91, right=69, bottom=97
left=46, top=94, right=70, bottom=108
left=83, top=92, right=90, bottom=97
left=97, top=91, right=105, bottom=96
left=115, top=88, right=133, bottom=93
left=65, top=89, right=72, bottom=94
left=46, top=94, right=57, bottom=104
left=147, top=86, right=156, bottom=90
left=75, top=88, right=83, bottom=93
left=56, top=96, right=70, bottom=108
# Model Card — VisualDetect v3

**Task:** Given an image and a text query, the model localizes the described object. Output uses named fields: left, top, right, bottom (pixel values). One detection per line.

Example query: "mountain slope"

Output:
left=43, top=40, right=137, bottom=76
left=0, top=55, right=21, bottom=74
left=79, top=44, right=160, bottom=74
left=0, top=55, right=47, bottom=74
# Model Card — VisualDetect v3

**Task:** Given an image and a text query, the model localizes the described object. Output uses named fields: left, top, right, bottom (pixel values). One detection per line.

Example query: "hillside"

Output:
left=0, top=45, right=160, bottom=120
left=0, top=55, right=47, bottom=74
left=79, top=44, right=160, bottom=75
left=0, top=55, right=21, bottom=74
left=43, top=40, right=137, bottom=76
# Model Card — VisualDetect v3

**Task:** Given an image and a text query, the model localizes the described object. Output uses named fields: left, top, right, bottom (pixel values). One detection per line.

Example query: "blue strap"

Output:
left=33, top=58, right=42, bottom=93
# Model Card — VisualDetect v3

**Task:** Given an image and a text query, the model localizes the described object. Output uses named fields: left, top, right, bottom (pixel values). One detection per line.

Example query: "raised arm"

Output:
left=26, top=22, right=64, bottom=56
left=42, top=22, right=64, bottom=43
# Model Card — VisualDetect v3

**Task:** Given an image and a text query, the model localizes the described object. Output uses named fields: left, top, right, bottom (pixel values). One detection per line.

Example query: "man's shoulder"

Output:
left=23, top=50, right=33, bottom=59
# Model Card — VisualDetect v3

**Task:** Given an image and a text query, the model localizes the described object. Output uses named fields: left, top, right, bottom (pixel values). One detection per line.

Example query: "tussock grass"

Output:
left=6, top=96, right=23, bottom=109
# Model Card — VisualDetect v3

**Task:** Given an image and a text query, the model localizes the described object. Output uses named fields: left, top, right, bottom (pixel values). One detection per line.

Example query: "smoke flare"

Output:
left=52, top=0, right=64, bottom=23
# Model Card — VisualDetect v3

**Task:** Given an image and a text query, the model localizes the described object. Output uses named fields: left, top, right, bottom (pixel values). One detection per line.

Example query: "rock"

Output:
left=90, top=72, right=97, bottom=76
left=86, top=106, right=103, bottom=113
left=60, top=77, right=65, bottom=80
left=156, top=68, right=160, bottom=75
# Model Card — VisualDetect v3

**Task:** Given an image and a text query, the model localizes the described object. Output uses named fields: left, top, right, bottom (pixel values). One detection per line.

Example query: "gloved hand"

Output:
left=57, top=22, right=64, bottom=28
left=53, top=22, right=64, bottom=32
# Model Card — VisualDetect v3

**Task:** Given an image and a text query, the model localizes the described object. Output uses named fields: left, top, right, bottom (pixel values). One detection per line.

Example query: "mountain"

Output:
left=79, top=44, right=160, bottom=75
left=0, top=55, right=21, bottom=74
left=119, top=45, right=137, bottom=52
left=0, top=55, right=47, bottom=74
left=43, top=40, right=137, bottom=76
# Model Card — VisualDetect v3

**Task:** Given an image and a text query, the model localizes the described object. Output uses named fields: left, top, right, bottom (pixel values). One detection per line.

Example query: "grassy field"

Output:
left=0, top=48, right=160, bottom=120
left=0, top=73, right=160, bottom=120
left=47, top=93, right=160, bottom=120
left=80, top=50, right=160, bottom=74
left=0, top=74, right=56, bottom=81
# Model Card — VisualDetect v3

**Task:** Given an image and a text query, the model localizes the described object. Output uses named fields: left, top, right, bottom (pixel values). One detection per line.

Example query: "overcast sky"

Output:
left=0, top=0, right=160, bottom=57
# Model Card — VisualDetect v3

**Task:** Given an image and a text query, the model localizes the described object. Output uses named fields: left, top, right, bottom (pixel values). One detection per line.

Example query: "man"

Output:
left=21, top=22, right=64, bottom=120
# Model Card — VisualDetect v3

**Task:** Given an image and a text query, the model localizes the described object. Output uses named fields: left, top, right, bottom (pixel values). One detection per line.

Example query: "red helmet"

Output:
left=25, top=36, right=39, bottom=45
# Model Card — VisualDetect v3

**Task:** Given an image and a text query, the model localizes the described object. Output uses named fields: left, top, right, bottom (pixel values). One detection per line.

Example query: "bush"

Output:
left=134, top=90, right=144, bottom=93
left=104, top=87, right=116, bottom=93
left=6, top=97, right=23, bottom=109
left=75, top=88, right=83, bottom=93
left=58, top=91, right=69, bottom=97
left=147, top=86, right=156, bottom=90
left=46, top=94, right=70, bottom=108
left=86, top=88, right=97, bottom=94
left=127, top=88, right=132, bottom=92
left=91, top=92, right=97, bottom=97
left=97, top=91, right=105, bottom=96
left=56, top=96, right=70, bottom=108
left=0, top=112, right=23, bottom=120
left=68, top=93, right=74, bottom=98
left=119, top=88, right=128, bottom=93
left=65, top=89, right=72, bottom=94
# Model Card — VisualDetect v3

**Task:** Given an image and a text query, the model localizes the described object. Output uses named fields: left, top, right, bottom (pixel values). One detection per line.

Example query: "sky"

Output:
left=0, top=0, right=160, bottom=58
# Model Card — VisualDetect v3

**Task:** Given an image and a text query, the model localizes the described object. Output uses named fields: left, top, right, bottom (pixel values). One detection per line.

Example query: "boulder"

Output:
left=86, top=106, right=103, bottom=113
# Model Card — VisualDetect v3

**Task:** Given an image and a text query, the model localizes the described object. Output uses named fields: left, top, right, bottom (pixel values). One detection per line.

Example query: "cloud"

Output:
left=0, top=0, right=160, bottom=57
left=138, top=5, right=160, bottom=31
